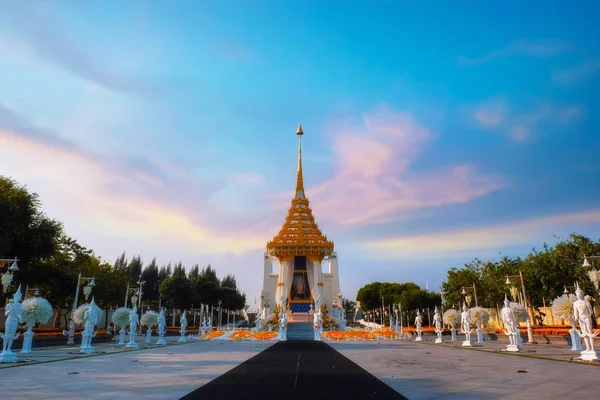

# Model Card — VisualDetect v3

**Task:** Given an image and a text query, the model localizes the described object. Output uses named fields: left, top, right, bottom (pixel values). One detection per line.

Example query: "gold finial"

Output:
left=296, top=123, right=303, bottom=136
left=295, top=124, right=304, bottom=195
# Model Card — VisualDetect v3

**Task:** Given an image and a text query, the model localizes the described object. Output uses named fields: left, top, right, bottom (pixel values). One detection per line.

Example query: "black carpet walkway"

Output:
left=181, top=341, right=408, bottom=400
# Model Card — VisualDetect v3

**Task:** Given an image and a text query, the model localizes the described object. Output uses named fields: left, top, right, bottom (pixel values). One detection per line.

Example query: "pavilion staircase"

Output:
left=286, top=323, right=314, bottom=341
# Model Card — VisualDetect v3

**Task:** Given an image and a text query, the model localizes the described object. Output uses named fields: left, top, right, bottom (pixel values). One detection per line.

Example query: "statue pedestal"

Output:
left=506, top=344, right=520, bottom=352
left=415, top=331, right=422, bottom=341
left=280, top=328, right=287, bottom=341
left=20, top=328, right=35, bottom=354
left=476, top=328, right=484, bottom=343
left=156, top=333, right=167, bottom=345
left=0, top=350, right=18, bottom=363
left=178, top=332, right=187, bottom=342
left=118, top=329, right=126, bottom=345
left=435, top=333, right=443, bottom=344
left=145, top=330, right=152, bottom=343
left=80, top=345, right=94, bottom=354
left=462, top=340, right=472, bottom=347
left=570, top=329, right=583, bottom=351
left=580, top=350, right=599, bottom=361
left=450, top=328, right=457, bottom=342
left=126, top=340, right=139, bottom=349
left=314, top=329, right=321, bottom=341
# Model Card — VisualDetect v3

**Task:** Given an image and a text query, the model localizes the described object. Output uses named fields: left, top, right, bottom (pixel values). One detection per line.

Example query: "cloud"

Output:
left=459, top=39, right=570, bottom=66
left=553, top=60, right=600, bottom=86
left=0, top=2, right=159, bottom=96
left=294, top=107, right=502, bottom=225
left=474, top=101, right=506, bottom=127
left=363, top=209, right=600, bottom=259
left=472, top=99, right=582, bottom=142
left=0, top=104, right=265, bottom=255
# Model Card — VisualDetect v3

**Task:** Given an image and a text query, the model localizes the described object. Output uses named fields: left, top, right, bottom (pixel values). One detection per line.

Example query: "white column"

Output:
left=275, top=260, right=284, bottom=307
left=314, top=259, right=324, bottom=310
left=263, top=252, right=272, bottom=289
left=329, top=252, right=340, bottom=306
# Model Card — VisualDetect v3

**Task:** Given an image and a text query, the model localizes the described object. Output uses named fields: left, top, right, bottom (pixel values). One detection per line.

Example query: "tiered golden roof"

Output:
left=266, top=123, right=334, bottom=262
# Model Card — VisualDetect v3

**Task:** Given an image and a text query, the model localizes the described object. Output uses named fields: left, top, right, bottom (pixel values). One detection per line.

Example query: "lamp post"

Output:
left=505, top=270, right=535, bottom=343
left=1, top=257, right=19, bottom=295
left=380, top=295, right=385, bottom=327
left=217, top=300, right=222, bottom=331
left=66, top=273, right=96, bottom=345
left=461, top=283, right=478, bottom=307
left=582, top=255, right=600, bottom=290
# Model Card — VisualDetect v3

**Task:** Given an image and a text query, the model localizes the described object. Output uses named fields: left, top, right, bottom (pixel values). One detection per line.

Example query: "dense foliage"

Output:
left=356, top=282, right=441, bottom=311
left=442, top=234, right=600, bottom=309
left=0, top=176, right=246, bottom=327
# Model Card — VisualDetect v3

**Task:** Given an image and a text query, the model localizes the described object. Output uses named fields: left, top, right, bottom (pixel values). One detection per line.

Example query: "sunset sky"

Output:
left=1, top=1, right=599, bottom=307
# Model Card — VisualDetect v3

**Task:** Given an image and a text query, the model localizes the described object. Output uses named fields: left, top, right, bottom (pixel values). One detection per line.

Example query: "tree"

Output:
left=159, top=274, right=192, bottom=309
left=113, top=251, right=128, bottom=271
left=356, top=281, right=433, bottom=311
left=201, top=265, right=219, bottom=286
left=142, top=258, right=160, bottom=302
left=173, top=261, right=185, bottom=277
left=0, top=176, right=63, bottom=292
left=158, top=263, right=172, bottom=282
left=188, top=264, right=200, bottom=280
left=221, top=274, right=237, bottom=290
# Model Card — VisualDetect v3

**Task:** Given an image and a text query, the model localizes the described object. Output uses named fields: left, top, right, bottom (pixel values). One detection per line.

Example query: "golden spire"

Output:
left=266, top=124, right=334, bottom=262
left=295, top=123, right=304, bottom=199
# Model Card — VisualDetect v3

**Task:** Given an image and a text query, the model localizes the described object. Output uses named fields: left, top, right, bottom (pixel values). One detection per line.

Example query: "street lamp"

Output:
left=217, top=300, right=222, bottom=331
left=505, top=270, right=535, bottom=343
left=582, top=255, right=600, bottom=291
left=461, top=283, right=478, bottom=307
left=65, top=273, right=96, bottom=345
left=1, top=257, right=19, bottom=294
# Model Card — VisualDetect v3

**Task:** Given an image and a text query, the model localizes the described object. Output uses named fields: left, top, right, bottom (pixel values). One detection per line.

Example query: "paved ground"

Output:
left=330, top=335, right=600, bottom=400
left=182, top=341, right=407, bottom=400
left=0, top=338, right=273, bottom=400
left=1, top=333, right=599, bottom=399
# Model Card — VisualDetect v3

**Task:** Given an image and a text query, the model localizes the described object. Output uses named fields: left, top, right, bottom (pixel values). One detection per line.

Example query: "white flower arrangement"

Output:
left=468, top=307, right=490, bottom=328
left=22, top=297, right=53, bottom=325
left=443, top=309, right=460, bottom=328
left=509, top=302, right=529, bottom=323
left=73, top=303, right=104, bottom=326
left=111, top=307, right=131, bottom=328
left=141, top=311, right=159, bottom=328
left=588, top=269, right=600, bottom=289
left=551, top=294, right=576, bottom=323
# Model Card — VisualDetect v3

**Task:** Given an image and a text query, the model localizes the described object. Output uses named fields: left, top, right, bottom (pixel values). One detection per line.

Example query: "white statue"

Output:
left=573, top=283, right=599, bottom=360
left=414, top=310, right=423, bottom=341
left=500, top=296, right=519, bottom=351
left=461, top=303, right=472, bottom=347
left=156, top=309, right=167, bottom=345
left=80, top=297, right=99, bottom=354
left=126, top=305, right=140, bottom=348
left=255, top=313, right=262, bottom=331
left=313, top=309, right=323, bottom=340
left=0, top=285, right=23, bottom=362
left=339, top=307, right=346, bottom=331
left=200, top=315, right=207, bottom=336
left=279, top=310, right=288, bottom=341
left=179, top=311, right=188, bottom=342
left=433, top=306, right=443, bottom=343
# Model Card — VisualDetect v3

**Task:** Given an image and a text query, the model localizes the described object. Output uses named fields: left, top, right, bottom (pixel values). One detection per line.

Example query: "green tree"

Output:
left=113, top=251, right=128, bottom=271
left=127, top=255, right=143, bottom=284
left=202, top=265, right=219, bottom=286
left=188, top=264, right=200, bottom=280
left=158, top=263, right=172, bottom=282
left=159, top=274, right=192, bottom=309
left=173, top=261, right=185, bottom=277
left=0, top=176, right=63, bottom=292
left=142, top=258, right=160, bottom=302
left=220, top=274, right=237, bottom=289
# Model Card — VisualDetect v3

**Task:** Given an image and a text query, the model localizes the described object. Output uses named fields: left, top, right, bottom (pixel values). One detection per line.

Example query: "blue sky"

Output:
left=1, top=1, right=599, bottom=308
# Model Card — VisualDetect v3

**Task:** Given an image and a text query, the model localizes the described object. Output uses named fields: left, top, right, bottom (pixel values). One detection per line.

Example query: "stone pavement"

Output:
left=0, top=337, right=274, bottom=399
left=1, top=333, right=599, bottom=399
left=330, top=335, right=600, bottom=400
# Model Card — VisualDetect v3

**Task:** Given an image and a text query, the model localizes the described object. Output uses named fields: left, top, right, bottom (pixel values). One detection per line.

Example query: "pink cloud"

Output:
left=553, top=60, right=600, bottom=86
left=474, top=101, right=506, bottom=127
left=298, top=107, right=502, bottom=225
left=459, top=39, right=570, bottom=66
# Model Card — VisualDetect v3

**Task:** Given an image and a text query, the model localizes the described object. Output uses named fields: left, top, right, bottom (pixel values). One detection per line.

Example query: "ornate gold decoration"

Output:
left=277, top=282, right=284, bottom=287
left=317, top=282, right=323, bottom=287
left=266, top=125, right=334, bottom=261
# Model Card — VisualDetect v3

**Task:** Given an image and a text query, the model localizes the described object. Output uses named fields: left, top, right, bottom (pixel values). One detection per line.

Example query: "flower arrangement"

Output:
left=141, top=311, right=159, bottom=328
left=229, top=331, right=254, bottom=340
left=373, top=329, right=399, bottom=338
left=443, top=309, right=460, bottom=328
left=468, top=307, right=490, bottom=328
left=253, top=331, right=278, bottom=341
left=22, top=297, right=53, bottom=325
left=551, top=294, right=576, bottom=323
left=200, top=331, right=226, bottom=340
left=588, top=269, right=600, bottom=290
left=509, top=302, right=529, bottom=323
left=73, top=303, right=104, bottom=326
left=322, top=330, right=377, bottom=340
left=111, top=307, right=131, bottom=328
